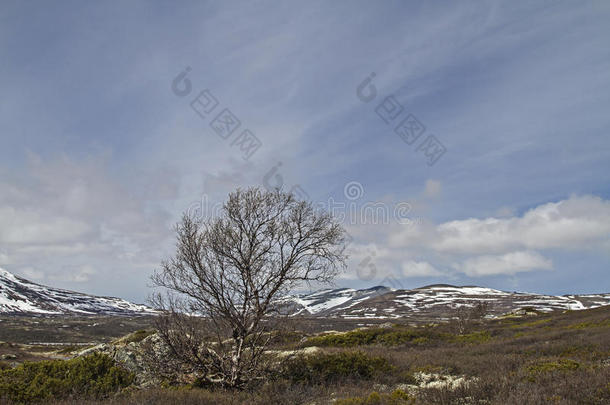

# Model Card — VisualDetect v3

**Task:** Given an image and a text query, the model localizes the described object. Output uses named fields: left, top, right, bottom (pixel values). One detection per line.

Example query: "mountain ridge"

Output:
left=282, top=284, right=610, bottom=319
left=2, top=268, right=610, bottom=318
left=0, top=268, right=155, bottom=315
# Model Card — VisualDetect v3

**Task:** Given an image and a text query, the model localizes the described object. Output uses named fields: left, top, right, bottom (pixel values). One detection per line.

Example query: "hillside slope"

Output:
left=0, top=268, right=155, bottom=315
left=282, top=284, right=610, bottom=319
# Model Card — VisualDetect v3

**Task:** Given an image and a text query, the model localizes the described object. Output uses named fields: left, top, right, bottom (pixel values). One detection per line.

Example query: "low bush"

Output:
left=0, top=353, right=134, bottom=403
left=335, top=389, right=415, bottom=405
left=509, top=318, right=552, bottom=329
left=567, top=319, right=610, bottom=329
left=304, top=327, right=494, bottom=348
left=115, top=329, right=155, bottom=344
left=526, top=358, right=580, bottom=381
left=280, top=351, right=392, bottom=384
left=56, top=345, right=83, bottom=355
left=267, top=330, right=304, bottom=347
left=303, top=328, right=434, bottom=347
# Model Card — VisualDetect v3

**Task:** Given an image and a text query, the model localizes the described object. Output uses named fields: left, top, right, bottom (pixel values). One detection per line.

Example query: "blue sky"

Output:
left=1, top=0, right=609, bottom=303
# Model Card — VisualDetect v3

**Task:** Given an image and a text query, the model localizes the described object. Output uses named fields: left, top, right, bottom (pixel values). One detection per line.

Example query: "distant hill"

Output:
left=0, top=268, right=155, bottom=315
left=3, top=267, right=609, bottom=318
left=280, top=284, right=610, bottom=320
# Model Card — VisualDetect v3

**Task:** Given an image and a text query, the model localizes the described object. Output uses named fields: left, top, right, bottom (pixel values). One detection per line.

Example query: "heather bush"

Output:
left=525, top=358, right=581, bottom=381
left=115, top=329, right=155, bottom=344
left=0, top=353, right=134, bottom=403
left=303, top=327, right=436, bottom=347
left=335, top=389, right=415, bottom=405
left=280, top=351, right=392, bottom=384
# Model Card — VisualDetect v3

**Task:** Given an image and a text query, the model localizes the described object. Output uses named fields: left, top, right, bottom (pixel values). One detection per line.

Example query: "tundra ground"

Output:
left=1, top=307, right=609, bottom=404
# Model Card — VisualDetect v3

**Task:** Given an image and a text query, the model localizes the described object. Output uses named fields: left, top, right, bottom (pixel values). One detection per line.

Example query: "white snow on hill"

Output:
left=2, top=267, right=609, bottom=318
left=0, top=268, right=155, bottom=315
left=281, top=283, right=610, bottom=319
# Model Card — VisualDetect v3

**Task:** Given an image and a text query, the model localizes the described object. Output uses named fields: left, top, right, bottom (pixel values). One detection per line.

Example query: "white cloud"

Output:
left=0, top=252, right=11, bottom=265
left=390, top=195, right=610, bottom=255
left=402, top=260, right=443, bottom=277
left=435, top=195, right=610, bottom=254
left=49, top=265, right=97, bottom=283
left=0, top=154, right=173, bottom=288
left=71, top=265, right=97, bottom=283
left=20, top=267, right=45, bottom=281
left=340, top=242, right=388, bottom=281
left=457, top=251, right=552, bottom=276
left=0, top=207, right=92, bottom=244
left=378, top=194, right=610, bottom=278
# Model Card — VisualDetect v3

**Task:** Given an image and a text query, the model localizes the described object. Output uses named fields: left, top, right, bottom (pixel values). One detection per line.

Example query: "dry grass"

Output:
left=1, top=306, right=609, bottom=404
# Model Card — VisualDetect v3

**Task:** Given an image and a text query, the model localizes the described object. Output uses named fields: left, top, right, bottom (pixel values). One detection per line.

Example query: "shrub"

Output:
left=0, top=352, right=134, bottom=403
left=56, top=345, right=83, bottom=355
left=267, top=330, right=304, bottom=346
left=303, top=327, right=494, bottom=348
left=303, top=328, right=433, bottom=347
left=526, top=359, right=580, bottom=381
left=335, top=389, right=415, bottom=405
left=509, top=318, right=552, bottom=329
left=399, top=371, right=418, bottom=385
left=567, top=319, right=610, bottom=329
left=280, top=351, right=392, bottom=384
left=116, top=329, right=155, bottom=344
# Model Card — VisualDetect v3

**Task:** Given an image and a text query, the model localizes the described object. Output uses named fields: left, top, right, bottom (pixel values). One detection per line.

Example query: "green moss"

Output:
left=280, top=351, right=392, bottom=384
left=335, top=389, right=414, bottom=405
left=0, top=353, right=134, bottom=403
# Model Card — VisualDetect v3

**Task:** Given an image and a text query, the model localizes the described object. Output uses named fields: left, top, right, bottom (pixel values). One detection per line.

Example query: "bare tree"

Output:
left=453, top=301, right=491, bottom=334
left=150, top=187, right=347, bottom=388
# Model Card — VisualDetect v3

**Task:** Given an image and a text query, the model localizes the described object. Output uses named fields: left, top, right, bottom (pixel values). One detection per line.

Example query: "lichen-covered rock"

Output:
left=395, top=372, right=478, bottom=393
left=76, top=333, right=167, bottom=387
left=266, top=345, right=320, bottom=358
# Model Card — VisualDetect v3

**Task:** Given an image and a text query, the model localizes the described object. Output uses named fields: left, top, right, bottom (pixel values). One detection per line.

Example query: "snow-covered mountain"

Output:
left=281, top=284, right=610, bottom=319
left=0, top=268, right=155, bottom=315
left=3, top=267, right=609, bottom=319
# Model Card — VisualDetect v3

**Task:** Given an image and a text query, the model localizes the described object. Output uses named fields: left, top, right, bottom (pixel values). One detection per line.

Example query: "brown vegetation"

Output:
left=1, top=304, right=609, bottom=404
